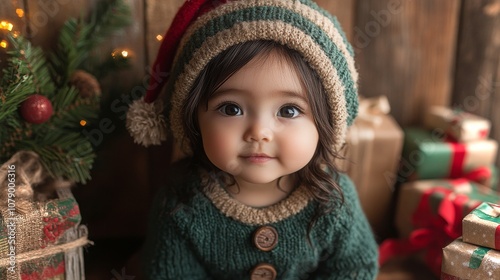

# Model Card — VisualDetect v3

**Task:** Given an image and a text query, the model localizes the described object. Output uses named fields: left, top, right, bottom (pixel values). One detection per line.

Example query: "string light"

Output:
left=112, top=48, right=132, bottom=59
left=156, top=34, right=163, bottom=41
left=16, top=9, right=24, bottom=18
left=0, top=21, right=14, bottom=31
left=80, top=120, right=87, bottom=126
left=0, top=40, right=7, bottom=49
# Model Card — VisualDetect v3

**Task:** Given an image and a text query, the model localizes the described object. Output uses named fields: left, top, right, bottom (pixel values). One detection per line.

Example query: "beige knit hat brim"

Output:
left=170, top=20, right=349, bottom=152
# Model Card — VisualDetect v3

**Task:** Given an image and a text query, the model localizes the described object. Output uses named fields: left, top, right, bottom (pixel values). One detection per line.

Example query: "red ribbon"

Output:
left=379, top=186, right=475, bottom=276
left=462, top=166, right=493, bottom=187
left=441, top=272, right=461, bottom=280
left=478, top=129, right=489, bottom=139
left=449, top=141, right=466, bottom=178
left=379, top=228, right=445, bottom=276
left=446, top=138, right=493, bottom=186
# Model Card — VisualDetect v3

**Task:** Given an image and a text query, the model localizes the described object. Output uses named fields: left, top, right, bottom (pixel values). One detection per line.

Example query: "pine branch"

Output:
left=51, top=85, right=79, bottom=112
left=90, top=50, right=132, bottom=80
left=51, top=95, right=100, bottom=129
left=0, top=49, right=36, bottom=122
left=8, top=35, right=56, bottom=98
left=0, top=0, right=131, bottom=183
left=21, top=139, right=95, bottom=184
left=50, top=0, right=131, bottom=82
left=50, top=19, right=79, bottom=82
left=0, top=70, right=33, bottom=121
left=86, top=0, right=132, bottom=50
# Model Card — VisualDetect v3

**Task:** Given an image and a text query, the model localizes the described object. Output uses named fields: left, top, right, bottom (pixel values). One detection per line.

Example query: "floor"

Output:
left=83, top=238, right=439, bottom=280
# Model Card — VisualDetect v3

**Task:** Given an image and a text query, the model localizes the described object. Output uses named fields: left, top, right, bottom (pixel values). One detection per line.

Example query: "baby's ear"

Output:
left=126, top=99, right=167, bottom=147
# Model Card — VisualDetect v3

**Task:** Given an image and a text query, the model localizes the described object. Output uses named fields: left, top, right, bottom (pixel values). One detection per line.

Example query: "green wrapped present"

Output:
left=401, top=128, right=498, bottom=189
left=0, top=151, right=90, bottom=280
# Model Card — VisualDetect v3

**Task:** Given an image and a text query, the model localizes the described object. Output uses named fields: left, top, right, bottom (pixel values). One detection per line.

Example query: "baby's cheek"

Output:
left=203, top=134, right=227, bottom=160
left=203, top=130, right=240, bottom=172
left=280, top=127, right=318, bottom=165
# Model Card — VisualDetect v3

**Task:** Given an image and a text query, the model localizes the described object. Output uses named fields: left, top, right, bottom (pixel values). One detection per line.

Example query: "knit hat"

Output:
left=126, top=0, right=358, bottom=151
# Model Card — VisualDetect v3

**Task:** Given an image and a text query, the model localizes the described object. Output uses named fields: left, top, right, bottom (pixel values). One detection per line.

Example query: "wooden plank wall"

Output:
left=1, top=0, right=500, bottom=238
left=355, top=0, right=461, bottom=125
left=453, top=0, right=500, bottom=165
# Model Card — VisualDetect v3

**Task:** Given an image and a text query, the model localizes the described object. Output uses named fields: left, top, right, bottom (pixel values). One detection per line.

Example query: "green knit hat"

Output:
left=127, top=0, right=358, bottom=151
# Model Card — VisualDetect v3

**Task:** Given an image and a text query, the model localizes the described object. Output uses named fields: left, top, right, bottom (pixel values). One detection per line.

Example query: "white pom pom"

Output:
left=126, top=99, right=167, bottom=147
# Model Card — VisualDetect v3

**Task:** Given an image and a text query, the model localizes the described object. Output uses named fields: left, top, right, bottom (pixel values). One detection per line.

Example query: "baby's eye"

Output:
left=218, top=103, right=242, bottom=116
left=278, top=105, right=301, bottom=118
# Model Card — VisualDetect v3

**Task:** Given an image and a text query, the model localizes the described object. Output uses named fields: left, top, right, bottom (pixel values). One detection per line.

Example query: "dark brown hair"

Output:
left=181, top=40, right=344, bottom=223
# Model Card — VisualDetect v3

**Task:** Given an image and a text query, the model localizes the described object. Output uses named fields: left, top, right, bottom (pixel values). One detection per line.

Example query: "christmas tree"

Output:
left=0, top=0, right=131, bottom=184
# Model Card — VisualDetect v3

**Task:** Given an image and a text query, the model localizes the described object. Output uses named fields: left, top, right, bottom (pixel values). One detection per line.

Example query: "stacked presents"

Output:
left=379, top=106, right=500, bottom=276
left=335, top=95, right=403, bottom=240
left=442, top=202, right=500, bottom=279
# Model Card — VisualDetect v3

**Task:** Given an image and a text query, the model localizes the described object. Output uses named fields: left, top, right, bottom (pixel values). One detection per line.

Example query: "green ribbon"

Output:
left=471, top=203, right=500, bottom=223
left=469, top=247, right=490, bottom=269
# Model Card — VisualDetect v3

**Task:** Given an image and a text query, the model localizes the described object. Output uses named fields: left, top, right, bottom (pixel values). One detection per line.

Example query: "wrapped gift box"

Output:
left=480, top=165, right=499, bottom=192
left=395, top=179, right=499, bottom=238
left=0, top=151, right=89, bottom=280
left=380, top=179, right=500, bottom=276
left=0, top=189, right=89, bottom=280
left=424, top=106, right=491, bottom=142
left=441, top=238, right=500, bottom=280
left=402, top=128, right=498, bottom=188
left=463, top=202, right=500, bottom=250
left=335, top=96, right=403, bottom=239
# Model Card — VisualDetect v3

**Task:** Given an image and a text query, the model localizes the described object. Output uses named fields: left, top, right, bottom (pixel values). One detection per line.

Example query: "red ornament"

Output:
left=20, top=94, right=53, bottom=124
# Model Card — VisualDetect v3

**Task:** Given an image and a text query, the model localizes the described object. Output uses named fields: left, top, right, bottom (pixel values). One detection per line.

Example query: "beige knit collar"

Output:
left=202, top=181, right=312, bottom=226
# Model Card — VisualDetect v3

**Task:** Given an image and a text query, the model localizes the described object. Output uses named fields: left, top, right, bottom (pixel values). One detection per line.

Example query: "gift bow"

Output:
left=471, top=202, right=500, bottom=249
left=356, top=95, right=391, bottom=126
left=0, top=151, right=41, bottom=214
left=379, top=185, right=480, bottom=276
left=474, top=202, right=500, bottom=220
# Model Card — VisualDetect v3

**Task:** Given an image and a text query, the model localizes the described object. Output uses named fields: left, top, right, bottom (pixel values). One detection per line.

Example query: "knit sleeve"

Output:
left=312, top=174, right=379, bottom=280
left=142, top=185, right=210, bottom=280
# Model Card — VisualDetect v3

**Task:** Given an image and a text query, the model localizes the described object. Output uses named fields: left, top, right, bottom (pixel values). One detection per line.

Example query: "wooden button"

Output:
left=250, top=263, right=277, bottom=280
left=253, top=225, right=278, bottom=251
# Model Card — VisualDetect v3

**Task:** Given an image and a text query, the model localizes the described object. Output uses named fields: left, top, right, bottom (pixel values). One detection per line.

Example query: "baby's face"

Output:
left=197, top=50, right=319, bottom=188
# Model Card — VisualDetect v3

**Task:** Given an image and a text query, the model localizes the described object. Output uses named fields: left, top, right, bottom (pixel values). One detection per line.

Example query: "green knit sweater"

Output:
left=143, top=161, right=379, bottom=279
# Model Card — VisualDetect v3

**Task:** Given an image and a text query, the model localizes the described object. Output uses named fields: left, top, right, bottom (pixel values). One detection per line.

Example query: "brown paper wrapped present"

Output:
left=395, top=179, right=499, bottom=238
left=380, top=179, right=500, bottom=276
left=336, top=95, right=403, bottom=239
left=441, top=238, right=500, bottom=279
left=463, top=202, right=500, bottom=250
left=424, top=106, right=491, bottom=142
left=0, top=151, right=90, bottom=280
